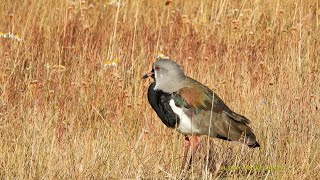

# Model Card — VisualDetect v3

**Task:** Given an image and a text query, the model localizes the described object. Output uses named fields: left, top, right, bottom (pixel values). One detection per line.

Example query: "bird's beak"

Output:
left=142, top=72, right=154, bottom=79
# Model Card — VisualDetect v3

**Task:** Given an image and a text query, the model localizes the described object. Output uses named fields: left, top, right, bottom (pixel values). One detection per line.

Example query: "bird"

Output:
left=143, top=57, right=260, bottom=170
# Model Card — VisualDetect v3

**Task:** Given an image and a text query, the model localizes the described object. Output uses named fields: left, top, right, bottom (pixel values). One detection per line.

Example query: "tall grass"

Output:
left=0, top=0, right=319, bottom=179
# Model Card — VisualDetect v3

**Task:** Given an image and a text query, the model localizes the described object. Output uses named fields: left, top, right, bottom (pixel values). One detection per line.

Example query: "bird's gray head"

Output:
left=151, top=58, right=186, bottom=93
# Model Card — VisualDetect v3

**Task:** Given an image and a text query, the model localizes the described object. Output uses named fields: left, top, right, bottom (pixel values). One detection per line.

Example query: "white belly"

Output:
left=169, top=99, right=200, bottom=135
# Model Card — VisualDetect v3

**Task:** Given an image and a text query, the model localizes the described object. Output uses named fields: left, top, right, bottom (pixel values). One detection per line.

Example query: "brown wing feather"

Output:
left=178, top=78, right=251, bottom=124
left=179, top=87, right=207, bottom=109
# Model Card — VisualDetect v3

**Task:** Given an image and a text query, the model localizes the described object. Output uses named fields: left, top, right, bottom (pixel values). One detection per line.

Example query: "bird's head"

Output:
left=143, top=58, right=186, bottom=93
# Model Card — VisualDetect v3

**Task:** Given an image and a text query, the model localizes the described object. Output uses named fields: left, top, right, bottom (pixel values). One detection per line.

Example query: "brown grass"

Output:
left=0, top=0, right=319, bottom=179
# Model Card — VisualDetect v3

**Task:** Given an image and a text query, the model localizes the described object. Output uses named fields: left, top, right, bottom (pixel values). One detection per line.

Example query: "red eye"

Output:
left=155, top=66, right=160, bottom=70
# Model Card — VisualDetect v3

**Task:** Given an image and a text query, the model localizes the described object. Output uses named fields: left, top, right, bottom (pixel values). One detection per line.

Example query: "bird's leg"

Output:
left=181, top=136, right=191, bottom=171
left=188, top=136, right=200, bottom=169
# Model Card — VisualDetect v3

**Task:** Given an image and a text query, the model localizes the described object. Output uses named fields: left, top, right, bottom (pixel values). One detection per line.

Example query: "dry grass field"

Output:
left=0, top=0, right=319, bottom=179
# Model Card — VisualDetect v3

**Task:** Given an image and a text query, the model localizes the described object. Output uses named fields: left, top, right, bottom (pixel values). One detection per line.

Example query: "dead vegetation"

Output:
left=0, top=0, right=319, bottom=179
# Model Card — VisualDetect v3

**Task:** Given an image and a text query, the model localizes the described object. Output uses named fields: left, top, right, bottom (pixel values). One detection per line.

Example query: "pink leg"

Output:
left=181, top=136, right=191, bottom=170
left=188, top=136, right=200, bottom=169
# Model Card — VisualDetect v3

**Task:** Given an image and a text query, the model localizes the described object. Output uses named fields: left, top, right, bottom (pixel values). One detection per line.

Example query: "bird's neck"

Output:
left=154, top=77, right=186, bottom=94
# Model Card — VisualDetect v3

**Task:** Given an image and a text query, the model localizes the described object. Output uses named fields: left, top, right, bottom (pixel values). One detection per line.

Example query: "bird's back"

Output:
left=175, top=77, right=260, bottom=148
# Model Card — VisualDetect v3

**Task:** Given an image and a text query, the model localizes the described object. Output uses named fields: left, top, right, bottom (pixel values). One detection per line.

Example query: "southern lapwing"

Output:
left=143, top=57, right=260, bottom=170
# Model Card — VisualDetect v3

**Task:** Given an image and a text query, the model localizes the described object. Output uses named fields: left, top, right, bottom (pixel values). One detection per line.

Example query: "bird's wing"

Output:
left=147, top=82, right=179, bottom=128
left=173, top=79, right=259, bottom=148
left=172, top=78, right=259, bottom=147
left=174, top=78, right=250, bottom=124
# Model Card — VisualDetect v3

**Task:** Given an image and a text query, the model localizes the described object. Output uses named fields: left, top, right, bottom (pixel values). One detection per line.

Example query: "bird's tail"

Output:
left=212, top=114, right=260, bottom=148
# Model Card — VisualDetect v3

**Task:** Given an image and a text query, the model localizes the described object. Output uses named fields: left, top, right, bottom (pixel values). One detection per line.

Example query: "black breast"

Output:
left=147, top=82, right=180, bottom=128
